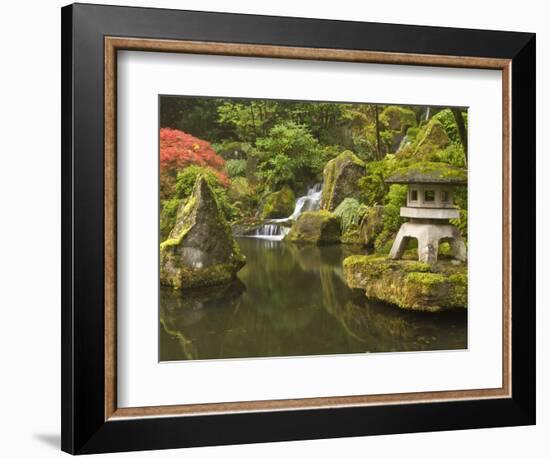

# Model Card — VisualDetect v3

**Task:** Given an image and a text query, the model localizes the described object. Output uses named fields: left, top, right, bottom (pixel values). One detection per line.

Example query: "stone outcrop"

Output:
left=321, top=151, right=366, bottom=211
left=286, top=210, right=341, bottom=244
left=412, top=118, right=450, bottom=160
left=230, top=218, right=263, bottom=237
left=343, top=255, right=467, bottom=312
left=379, top=106, right=417, bottom=153
left=360, top=205, right=385, bottom=247
left=160, top=176, right=245, bottom=289
left=260, top=185, right=295, bottom=219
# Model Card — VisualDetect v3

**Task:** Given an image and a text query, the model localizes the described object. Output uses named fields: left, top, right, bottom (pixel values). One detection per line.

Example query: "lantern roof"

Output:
left=386, top=161, right=467, bottom=185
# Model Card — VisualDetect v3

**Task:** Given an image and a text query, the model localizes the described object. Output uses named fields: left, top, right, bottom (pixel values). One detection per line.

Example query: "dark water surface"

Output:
left=160, top=238, right=467, bottom=361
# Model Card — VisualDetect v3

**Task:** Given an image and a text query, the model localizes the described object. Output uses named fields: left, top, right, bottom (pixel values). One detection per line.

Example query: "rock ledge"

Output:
left=343, top=255, right=467, bottom=312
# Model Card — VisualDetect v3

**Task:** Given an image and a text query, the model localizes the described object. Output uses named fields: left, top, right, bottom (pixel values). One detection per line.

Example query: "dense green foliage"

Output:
left=358, top=154, right=402, bottom=206
left=255, top=122, right=323, bottom=190
left=375, top=184, right=408, bottom=252
left=334, top=198, right=367, bottom=233
left=225, top=159, right=247, bottom=178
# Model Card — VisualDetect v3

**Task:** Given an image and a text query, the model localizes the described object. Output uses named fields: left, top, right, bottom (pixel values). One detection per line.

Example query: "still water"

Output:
left=159, top=238, right=467, bottom=361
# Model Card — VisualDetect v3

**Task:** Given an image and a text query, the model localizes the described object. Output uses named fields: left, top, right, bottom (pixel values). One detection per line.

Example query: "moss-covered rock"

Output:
left=381, top=106, right=417, bottom=132
left=343, top=255, right=467, bottom=312
left=380, top=106, right=417, bottom=153
left=286, top=210, right=341, bottom=244
left=321, top=151, right=366, bottom=211
left=360, top=205, right=385, bottom=247
left=260, top=185, right=295, bottom=219
left=160, top=176, right=246, bottom=289
left=411, top=118, right=450, bottom=160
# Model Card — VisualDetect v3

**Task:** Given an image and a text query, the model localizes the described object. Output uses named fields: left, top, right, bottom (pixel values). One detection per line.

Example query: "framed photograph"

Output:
left=61, top=3, right=536, bottom=454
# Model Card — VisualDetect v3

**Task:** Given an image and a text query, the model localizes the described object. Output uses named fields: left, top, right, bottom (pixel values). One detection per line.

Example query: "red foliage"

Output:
left=159, top=128, right=228, bottom=186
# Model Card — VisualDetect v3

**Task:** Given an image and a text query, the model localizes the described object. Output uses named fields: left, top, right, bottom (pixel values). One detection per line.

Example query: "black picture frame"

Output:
left=61, top=3, right=536, bottom=454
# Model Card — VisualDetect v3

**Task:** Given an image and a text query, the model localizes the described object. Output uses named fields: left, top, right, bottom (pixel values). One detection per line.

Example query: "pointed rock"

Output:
left=320, top=151, right=365, bottom=211
left=160, top=176, right=245, bottom=289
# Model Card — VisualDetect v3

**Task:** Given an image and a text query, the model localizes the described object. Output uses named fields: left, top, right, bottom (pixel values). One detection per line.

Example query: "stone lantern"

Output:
left=385, top=163, right=467, bottom=264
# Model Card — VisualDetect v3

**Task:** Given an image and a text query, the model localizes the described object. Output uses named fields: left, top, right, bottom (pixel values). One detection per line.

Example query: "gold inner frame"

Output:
left=104, top=36, right=512, bottom=421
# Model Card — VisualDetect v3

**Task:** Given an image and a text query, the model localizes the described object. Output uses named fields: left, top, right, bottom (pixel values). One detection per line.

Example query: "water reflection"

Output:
left=160, top=238, right=466, bottom=361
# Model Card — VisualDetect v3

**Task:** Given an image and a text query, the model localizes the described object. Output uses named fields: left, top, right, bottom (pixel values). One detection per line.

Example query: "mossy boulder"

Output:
left=160, top=176, right=246, bottom=289
left=381, top=106, right=417, bottom=132
left=260, top=185, right=295, bottom=219
left=343, top=255, right=467, bottom=312
left=410, top=118, right=450, bottom=160
left=286, top=210, right=341, bottom=244
left=360, top=205, right=385, bottom=247
left=380, top=106, right=417, bottom=153
left=321, top=151, right=366, bottom=211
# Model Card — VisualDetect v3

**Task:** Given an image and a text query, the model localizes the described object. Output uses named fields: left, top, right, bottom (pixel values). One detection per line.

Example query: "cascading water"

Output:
left=252, top=223, right=290, bottom=240
left=397, top=134, right=410, bottom=152
left=282, top=183, right=323, bottom=221
left=248, top=183, right=323, bottom=241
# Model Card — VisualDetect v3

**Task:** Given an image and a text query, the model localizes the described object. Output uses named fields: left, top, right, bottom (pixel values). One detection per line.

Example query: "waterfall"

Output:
left=245, top=183, right=323, bottom=241
left=397, top=135, right=410, bottom=152
left=275, top=183, right=323, bottom=222
left=251, top=224, right=290, bottom=241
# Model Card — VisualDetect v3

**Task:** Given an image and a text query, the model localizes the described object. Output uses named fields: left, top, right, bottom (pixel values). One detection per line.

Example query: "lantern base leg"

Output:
left=388, top=221, right=467, bottom=264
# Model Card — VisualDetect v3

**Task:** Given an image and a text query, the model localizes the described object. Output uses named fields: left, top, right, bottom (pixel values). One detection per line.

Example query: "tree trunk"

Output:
left=375, top=105, right=382, bottom=159
left=451, top=108, right=468, bottom=166
left=249, top=103, right=258, bottom=144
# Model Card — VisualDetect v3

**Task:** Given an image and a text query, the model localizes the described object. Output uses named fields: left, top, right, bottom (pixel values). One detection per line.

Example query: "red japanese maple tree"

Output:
left=159, top=128, right=228, bottom=198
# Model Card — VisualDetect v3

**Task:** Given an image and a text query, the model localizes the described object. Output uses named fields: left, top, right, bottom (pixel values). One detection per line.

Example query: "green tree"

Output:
left=255, top=122, right=323, bottom=190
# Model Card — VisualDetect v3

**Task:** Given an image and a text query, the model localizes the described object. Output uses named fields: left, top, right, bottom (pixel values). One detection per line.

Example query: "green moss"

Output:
left=160, top=194, right=197, bottom=251
left=386, top=161, right=467, bottom=184
left=380, top=106, right=417, bottom=132
left=260, top=185, right=295, bottom=219
left=359, top=205, right=385, bottom=248
left=162, top=261, right=242, bottom=290
left=286, top=210, right=341, bottom=244
left=403, top=261, right=432, bottom=272
left=321, top=151, right=365, bottom=211
left=414, top=118, right=450, bottom=159
left=405, top=271, right=447, bottom=287
left=343, top=255, right=467, bottom=312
